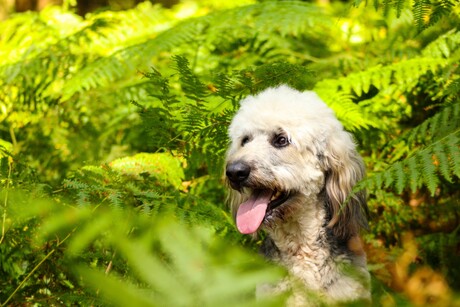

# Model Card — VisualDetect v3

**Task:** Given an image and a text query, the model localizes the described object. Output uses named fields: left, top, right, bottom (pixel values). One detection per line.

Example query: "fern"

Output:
left=70, top=214, right=285, bottom=307
left=356, top=0, right=458, bottom=32
left=316, top=58, right=447, bottom=97
left=407, top=155, right=421, bottom=192
left=313, top=57, right=448, bottom=133
left=245, top=61, right=316, bottom=93
left=447, top=133, right=460, bottom=176
left=422, top=29, right=460, bottom=59
left=314, top=90, right=378, bottom=131
left=390, top=102, right=460, bottom=152
left=357, top=103, right=460, bottom=195
left=413, top=0, right=431, bottom=32
left=426, top=0, right=457, bottom=29
left=395, top=0, right=406, bottom=17
left=62, top=1, right=332, bottom=96
left=393, top=161, right=406, bottom=193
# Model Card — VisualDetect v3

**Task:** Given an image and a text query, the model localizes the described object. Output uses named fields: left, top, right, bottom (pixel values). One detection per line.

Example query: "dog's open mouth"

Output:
left=236, top=189, right=290, bottom=234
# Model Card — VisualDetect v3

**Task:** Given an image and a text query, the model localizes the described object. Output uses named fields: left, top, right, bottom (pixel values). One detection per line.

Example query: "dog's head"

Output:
left=225, top=85, right=368, bottom=240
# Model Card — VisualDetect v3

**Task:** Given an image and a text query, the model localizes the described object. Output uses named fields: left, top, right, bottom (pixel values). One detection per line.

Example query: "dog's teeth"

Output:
left=271, top=191, right=282, bottom=200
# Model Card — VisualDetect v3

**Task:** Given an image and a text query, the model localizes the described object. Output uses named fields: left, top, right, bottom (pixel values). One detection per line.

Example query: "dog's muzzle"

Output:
left=226, top=160, right=293, bottom=234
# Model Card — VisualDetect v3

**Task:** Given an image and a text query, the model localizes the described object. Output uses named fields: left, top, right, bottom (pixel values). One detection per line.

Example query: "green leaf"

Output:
left=110, top=153, right=185, bottom=189
left=116, top=236, right=192, bottom=305
left=76, top=267, right=158, bottom=307
left=446, top=134, right=460, bottom=177
left=407, top=156, right=421, bottom=193
left=393, top=162, right=406, bottom=194
left=67, top=213, right=114, bottom=255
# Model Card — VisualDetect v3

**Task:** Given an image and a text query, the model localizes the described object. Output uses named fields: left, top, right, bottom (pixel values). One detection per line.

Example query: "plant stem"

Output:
left=0, top=157, right=12, bottom=245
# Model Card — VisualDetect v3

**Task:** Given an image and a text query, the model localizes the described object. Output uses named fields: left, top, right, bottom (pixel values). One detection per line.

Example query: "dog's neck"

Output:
left=261, top=195, right=370, bottom=302
left=265, top=195, right=327, bottom=257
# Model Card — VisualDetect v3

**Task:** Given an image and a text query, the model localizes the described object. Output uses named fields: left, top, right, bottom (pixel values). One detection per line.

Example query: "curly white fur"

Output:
left=225, top=85, right=370, bottom=304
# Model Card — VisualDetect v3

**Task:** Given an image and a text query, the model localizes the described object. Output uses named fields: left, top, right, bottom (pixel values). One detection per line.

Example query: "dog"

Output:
left=225, top=85, right=371, bottom=304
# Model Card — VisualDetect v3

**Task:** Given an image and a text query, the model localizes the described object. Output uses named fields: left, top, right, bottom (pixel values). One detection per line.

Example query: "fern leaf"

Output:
left=107, top=192, right=123, bottom=208
left=317, top=58, right=446, bottom=97
left=413, top=0, right=431, bottom=32
left=358, top=123, right=460, bottom=196
left=382, top=0, right=392, bottom=16
left=435, top=142, right=453, bottom=182
left=250, top=62, right=316, bottom=93
left=384, top=166, right=395, bottom=189
left=420, top=150, right=439, bottom=195
left=446, top=133, right=460, bottom=177
left=172, top=55, right=208, bottom=100
left=352, top=75, right=363, bottom=96
left=426, top=0, right=456, bottom=29
left=77, top=266, right=160, bottom=307
left=395, top=0, right=407, bottom=17
left=393, top=162, right=406, bottom=194
left=422, top=29, right=460, bottom=59
left=67, top=214, right=114, bottom=255
left=374, top=172, right=384, bottom=191
left=394, top=102, right=460, bottom=147
left=62, top=2, right=330, bottom=96
left=407, top=156, right=421, bottom=192
left=315, top=91, right=377, bottom=131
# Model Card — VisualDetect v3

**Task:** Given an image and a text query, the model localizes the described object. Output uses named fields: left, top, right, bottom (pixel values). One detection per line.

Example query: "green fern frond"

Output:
left=395, top=0, right=407, bottom=17
left=393, top=161, right=406, bottom=193
left=245, top=61, right=316, bottom=93
left=314, top=58, right=447, bottom=132
left=62, top=2, right=330, bottom=96
left=402, top=102, right=460, bottom=146
left=358, top=127, right=460, bottom=195
left=383, top=165, right=395, bottom=189
left=420, top=150, right=440, bottom=193
left=434, top=142, right=453, bottom=182
left=425, top=0, right=457, bottom=29
left=316, top=58, right=447, bottom=98
left=422, top=29, right=460, bottom=59
left=446, top=134, right=460, bottom=177
left=172, top=55, right=208, bottom=100
left=314, top=90, right=376, bottom=131
left=63, top=153, right=184, bottom=209
left=407, top=155, right=421, bottom=192
left=356, top=0, right=454, bottom=32
left=413, top=0, right=431, bottom=32
left=382, top=0, right=393, bottom=16
left=371, top=100, right=460, bottom=195
left=70, top=214, right=283, bottom=307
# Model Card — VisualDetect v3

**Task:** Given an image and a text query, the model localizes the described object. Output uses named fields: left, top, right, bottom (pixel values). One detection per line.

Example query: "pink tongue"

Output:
left=236, top=190, right=273, bottom=234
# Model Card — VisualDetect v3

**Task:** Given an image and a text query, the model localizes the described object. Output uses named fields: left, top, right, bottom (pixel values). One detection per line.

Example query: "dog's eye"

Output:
left=273, top=134, right=290, bottom=148
left=241, top=136, right=251, bottom=146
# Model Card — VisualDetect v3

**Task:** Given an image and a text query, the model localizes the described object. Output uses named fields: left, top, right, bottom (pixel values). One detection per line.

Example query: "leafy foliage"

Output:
left=355, top=0, right=459, bottom=32
left=1, top=0, right=460, bottom=306
left=75, top=215, right=285, bottom=307
left=356, top=102, right=460, bottom=195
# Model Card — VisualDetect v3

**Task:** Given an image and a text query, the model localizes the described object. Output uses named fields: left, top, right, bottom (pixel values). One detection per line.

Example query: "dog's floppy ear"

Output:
left=323, top=131, right=369, bottom=240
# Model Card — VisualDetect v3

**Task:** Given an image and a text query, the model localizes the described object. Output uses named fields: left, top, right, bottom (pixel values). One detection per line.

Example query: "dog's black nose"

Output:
left=226, top=161, right=250, bottom=186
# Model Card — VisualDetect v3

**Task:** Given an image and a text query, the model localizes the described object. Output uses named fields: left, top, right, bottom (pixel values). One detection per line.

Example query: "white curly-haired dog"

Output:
left=225, top=85, right=370, bottom=304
